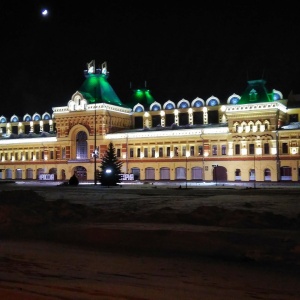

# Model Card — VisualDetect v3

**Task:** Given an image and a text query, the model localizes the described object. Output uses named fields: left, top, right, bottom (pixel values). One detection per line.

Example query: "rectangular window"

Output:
left=235, top=144, right=240, bottom=155
left=117, top=148, right=121, bottom=157
left=25, top=152, right=29, bottom=160
left=282, top=143, right=288, bottom=154
left=151, top=147, right=155, bottom=157
left=174, top=147, right=179, bottom=156
left=190, top=146, right=195, bottom=156
left=249, top=143, right=255, bottom=155
left=221, top=145, right=226, bottom=155
left=130, top=148, right=134, bottom=158
left=36, top=152, right=40, bottom=160
left=41, top=151, right=44, bottom=160
left=182, top=146, right=186, bottom=156
left=50, top=151, right=54, bottom=159
left=62, top=148, right=66, bottom=159
left=198, top=145, right=203, bottom=155
left=15, top=153, right=18, bottom=161
left=264, top=143, right=270, bottom=154
left=159, top=147, right=163, bottom=157
left=212, top=145, right=217, bottom=155
left=166, top=147, right=170, bottom=157
left=137, top=148, right=141, bottom=157
left=144, top=148, right=148, bottom=158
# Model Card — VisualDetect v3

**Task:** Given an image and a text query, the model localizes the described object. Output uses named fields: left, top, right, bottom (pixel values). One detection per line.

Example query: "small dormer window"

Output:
left=230, top=97, right=239, bottom=104
left=166, top=103, right=174, bottom=110
left=208, top=99, right=218, bottom=106
left=249, top=89, right=258, bottom=102
left=152, top=104, right=160, bottom=111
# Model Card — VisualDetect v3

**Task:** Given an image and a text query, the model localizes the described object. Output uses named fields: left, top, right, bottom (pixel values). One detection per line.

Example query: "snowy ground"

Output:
left=0, top=182, right=300, bottom=299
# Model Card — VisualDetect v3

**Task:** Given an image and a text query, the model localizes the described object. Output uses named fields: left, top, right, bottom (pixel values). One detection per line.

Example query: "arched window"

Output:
left=264, top=168, right=271, bottom=181
left=76, top=131, right=88, bottom=159
left=235, top=169, right=241, bottom=181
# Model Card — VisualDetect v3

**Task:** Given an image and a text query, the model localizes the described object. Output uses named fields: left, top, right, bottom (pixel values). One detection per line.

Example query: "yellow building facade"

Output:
left=0, top=61, right=300, bottom=183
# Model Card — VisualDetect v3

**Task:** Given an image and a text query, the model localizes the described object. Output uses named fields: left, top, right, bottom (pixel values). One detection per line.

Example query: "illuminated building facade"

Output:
left=1, top=61, right=300, bottom=183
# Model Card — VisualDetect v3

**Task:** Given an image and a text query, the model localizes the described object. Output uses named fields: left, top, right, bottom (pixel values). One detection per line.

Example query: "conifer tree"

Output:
left=98, top=142, right=123, bottom=186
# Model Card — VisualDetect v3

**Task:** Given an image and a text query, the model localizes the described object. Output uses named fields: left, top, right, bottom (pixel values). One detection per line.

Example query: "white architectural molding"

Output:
left=0, top=137, right=57, bottom=145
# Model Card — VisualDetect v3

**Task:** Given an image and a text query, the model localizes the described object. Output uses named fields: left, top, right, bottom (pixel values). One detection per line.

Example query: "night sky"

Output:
left=1, top=1, right=300, bottom=117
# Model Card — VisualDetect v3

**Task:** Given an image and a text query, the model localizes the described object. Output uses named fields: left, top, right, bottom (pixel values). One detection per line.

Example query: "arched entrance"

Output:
left=49, top=168, right=57, bottom=180
left=175, top=167, right=185, bottom=180
left=145, top=167, right=155, bottom=180
left=131, top=167, right=140, bottom=180
left=26, top=168, right=34, bottom=179
left=5, top=169, right=13, bottom=179
left=15, top=168, right=22, bottom=180
left=212, top=165, right=227, bottom=182
left=36, top=168, right=44, bottom=179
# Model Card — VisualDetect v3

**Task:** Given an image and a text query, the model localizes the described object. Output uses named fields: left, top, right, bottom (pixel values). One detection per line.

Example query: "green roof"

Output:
left=237, top=79, right=274, bottom=104
left=79, top=73, right=126, bottom=107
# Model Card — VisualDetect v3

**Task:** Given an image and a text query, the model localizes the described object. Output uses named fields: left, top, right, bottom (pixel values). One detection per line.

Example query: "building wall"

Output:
left=1, top=95, right=300, bottom=182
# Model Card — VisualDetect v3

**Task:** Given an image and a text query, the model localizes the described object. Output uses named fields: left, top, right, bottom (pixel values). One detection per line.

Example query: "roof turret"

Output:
left=79, top=60, right=127, bottom=107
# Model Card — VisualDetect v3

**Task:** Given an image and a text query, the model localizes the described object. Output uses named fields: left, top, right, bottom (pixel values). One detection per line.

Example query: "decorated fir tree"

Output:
left=98, top=142, right=123, bottom=186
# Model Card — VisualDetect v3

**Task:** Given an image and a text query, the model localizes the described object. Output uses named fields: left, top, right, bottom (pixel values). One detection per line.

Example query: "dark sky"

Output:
left=1, top=1, right=300, bottom=117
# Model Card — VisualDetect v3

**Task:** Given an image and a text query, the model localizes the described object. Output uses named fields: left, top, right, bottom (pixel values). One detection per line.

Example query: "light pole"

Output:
left=212, top=164, right=218, bottom=186
left=185, top=155, right=188, bottom=189
left=275, top=130, right=280, bottom=182
left=200, top=133, right=205, bottom=181
left=253, top=151, right=256, bottom=189
left=185, top=153, right=190, bottom=189
left=93, top=102, right=98, bottom=185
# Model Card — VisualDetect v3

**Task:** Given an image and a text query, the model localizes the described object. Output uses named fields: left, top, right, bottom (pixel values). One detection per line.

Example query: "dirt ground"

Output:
left=0, top=183, right=300, bottom=299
